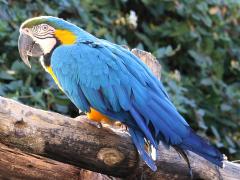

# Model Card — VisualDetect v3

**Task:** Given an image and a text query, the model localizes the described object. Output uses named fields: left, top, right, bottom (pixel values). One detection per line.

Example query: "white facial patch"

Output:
left=21, top=24, right=56, bottom=55
left=34, top=37, right=57, bottom=54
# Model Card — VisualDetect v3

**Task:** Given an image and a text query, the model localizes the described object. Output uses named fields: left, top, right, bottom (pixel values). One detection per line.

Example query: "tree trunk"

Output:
left=0, top=96, right=239, bottom=179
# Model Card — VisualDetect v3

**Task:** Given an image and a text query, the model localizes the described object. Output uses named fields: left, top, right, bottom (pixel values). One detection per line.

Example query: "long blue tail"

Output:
left=178, top=129, right=224, bottom=167
left=129, top=126, right=223, bottom=171
left=127, top=86, right=224, bottom=170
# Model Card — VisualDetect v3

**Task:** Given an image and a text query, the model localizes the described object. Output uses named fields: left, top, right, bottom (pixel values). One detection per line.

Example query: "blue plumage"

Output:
left=49, top=18, right=223, bottom=170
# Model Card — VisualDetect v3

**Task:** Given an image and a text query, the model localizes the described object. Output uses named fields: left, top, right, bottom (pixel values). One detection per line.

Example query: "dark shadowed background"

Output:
left=0, top=0, right=239, bottom=161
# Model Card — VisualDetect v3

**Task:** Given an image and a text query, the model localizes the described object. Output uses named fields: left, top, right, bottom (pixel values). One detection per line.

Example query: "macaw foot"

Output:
left=173, top=146, right=193, bottom=179
left=87, top=119, right=103, bottom=129
left=97, top=122, right=103, bottom=128
left=79, top=110, right=86, bottom=116
left=77, top=110, right=102, bottom=128
left=113, top=121, right=128, bottom=132
left=75, top=115, right=103, bottom=129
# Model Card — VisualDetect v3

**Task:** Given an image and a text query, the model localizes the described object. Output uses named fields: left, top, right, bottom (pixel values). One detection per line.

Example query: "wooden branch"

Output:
left=0, top=96, right=240, bottom=179
left=0, top=142, right=112, bottom=180
left=0, top=49, right=239, bottom=179
left=0, top=142, right=80, bottom=179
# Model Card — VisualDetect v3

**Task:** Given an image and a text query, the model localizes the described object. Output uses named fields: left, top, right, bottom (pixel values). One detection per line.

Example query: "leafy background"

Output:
left=0, top=0, right=239, bottom=161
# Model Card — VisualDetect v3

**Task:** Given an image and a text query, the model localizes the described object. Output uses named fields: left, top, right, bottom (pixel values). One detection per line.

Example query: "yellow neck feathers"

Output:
left=45, top=66, right=63, bottom=91
left=42, top=30, right=76, bottom=93
left=54, top=30, right=76, bottom=45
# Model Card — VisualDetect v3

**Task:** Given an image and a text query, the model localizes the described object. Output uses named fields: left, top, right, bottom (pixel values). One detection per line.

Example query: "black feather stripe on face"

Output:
left=43, top=39, right=61, bottom=67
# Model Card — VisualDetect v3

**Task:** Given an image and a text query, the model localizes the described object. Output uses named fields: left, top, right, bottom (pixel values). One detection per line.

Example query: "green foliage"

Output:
left=0, top=0, right=239, bottom=159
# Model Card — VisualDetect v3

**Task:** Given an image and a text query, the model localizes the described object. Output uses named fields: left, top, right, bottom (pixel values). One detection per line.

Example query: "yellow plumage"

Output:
left=54, top=30, right=76, bottom=45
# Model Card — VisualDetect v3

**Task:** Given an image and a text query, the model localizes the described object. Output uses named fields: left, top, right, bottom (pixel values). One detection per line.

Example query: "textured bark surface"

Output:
left=0, top=142, right=115, bottom=180
left=0, top=49, right=239, bottom=179
left=0, top=96, right=240, bottom=179
left=131, top=48, right=161, bottom=79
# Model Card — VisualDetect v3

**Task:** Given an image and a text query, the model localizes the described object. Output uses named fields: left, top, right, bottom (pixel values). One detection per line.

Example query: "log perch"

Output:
left=0, top=49, right=239, bottom=179
left=0, top=142, right=108, bottom=180
left=0, top=96, right=240, bottom=180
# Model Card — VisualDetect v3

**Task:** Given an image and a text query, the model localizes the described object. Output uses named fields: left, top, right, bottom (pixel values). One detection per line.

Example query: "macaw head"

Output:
left=18, top=16, right=78, bottom=67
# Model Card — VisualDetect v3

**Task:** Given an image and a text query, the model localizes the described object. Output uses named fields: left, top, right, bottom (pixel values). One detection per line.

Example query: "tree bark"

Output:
left=0, top=96, right=240, bottom=179
left=0, top=49, right=239, bottom=179
left=0, top=142, right=114, bottom=180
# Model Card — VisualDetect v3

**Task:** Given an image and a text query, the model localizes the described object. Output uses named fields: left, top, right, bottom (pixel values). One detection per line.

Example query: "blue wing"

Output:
left=51, top=40, right=223, bottom=170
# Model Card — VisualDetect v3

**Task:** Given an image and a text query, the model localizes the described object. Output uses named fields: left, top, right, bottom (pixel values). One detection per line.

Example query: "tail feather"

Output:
left=129, top=128, right=157, bottom=171
left=128, top=127, right=223, bottom=171
left=179, top=129, right=224, bottom=167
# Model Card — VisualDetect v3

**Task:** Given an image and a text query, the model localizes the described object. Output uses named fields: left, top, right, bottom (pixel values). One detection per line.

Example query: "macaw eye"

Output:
left=41, top=24, right=49, bottom=31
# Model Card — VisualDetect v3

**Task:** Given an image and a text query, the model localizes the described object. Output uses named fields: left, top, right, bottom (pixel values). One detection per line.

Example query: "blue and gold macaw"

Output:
left=18, top=16, right=224, bottom=172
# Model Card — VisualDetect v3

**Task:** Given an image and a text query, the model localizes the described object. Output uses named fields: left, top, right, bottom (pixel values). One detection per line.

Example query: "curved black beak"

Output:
left=18, top=33, right=44, bottom=68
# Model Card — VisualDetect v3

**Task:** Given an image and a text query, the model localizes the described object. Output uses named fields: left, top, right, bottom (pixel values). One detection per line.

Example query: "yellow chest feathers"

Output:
left=43, top=63, right=63, bottom=91
left=46, top=66, right=60, bottom=85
